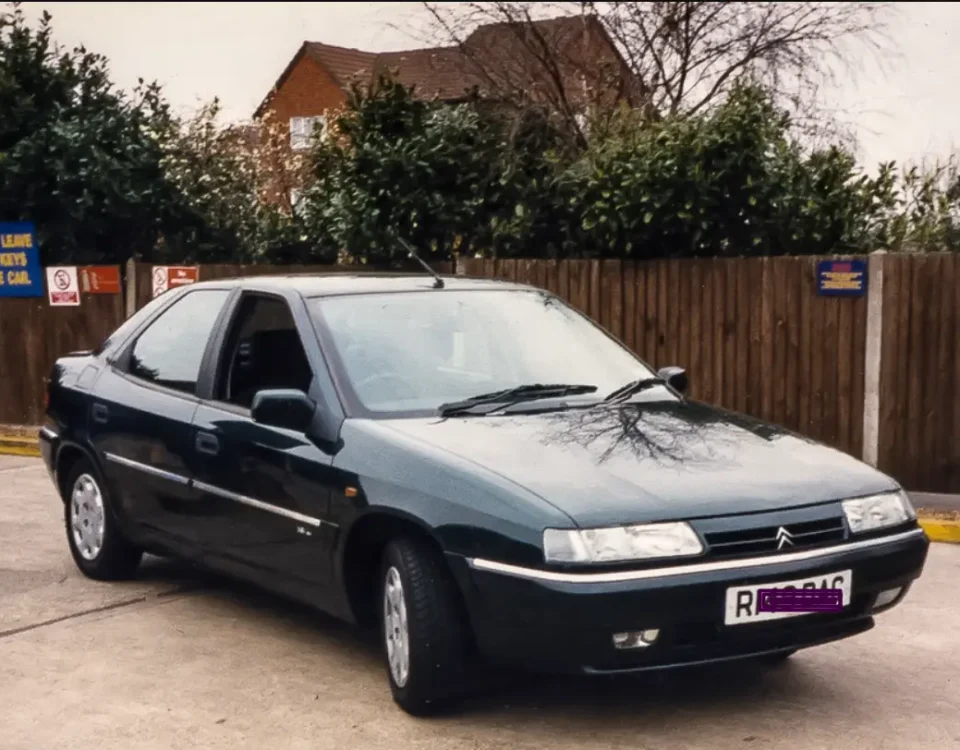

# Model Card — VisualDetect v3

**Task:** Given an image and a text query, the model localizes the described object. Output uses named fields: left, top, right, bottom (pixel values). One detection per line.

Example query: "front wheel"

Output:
left=379, top=537, right=472, bottom=716
left=63, top=458, right=143, bottom=580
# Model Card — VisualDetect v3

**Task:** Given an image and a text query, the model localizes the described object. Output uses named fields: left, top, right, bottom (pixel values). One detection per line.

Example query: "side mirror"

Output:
left=657, top=366, right=689, bottom=396
left=251, top=389, right=316, bottom=432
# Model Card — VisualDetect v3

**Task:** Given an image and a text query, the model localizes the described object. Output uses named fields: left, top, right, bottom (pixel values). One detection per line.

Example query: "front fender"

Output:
left=332, top=419, right=570, bottom=566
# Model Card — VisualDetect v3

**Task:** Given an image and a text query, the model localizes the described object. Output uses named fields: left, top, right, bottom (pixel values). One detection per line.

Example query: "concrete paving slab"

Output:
left=0, top=454, right=38, bottom=473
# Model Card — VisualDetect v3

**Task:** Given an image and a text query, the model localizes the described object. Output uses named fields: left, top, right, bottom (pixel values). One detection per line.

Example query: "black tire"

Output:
left=379, top=536, right=472, bottom=716
left=63, top=458, right=143, bottom=580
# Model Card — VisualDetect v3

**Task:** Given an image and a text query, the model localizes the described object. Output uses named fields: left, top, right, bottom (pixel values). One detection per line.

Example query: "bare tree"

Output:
left=421, top=3, right=645, bottom=148
left=421, top=1, right=895, bottom=138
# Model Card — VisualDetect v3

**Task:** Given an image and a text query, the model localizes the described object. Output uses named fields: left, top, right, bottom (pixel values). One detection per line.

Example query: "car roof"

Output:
left=185, top=272, right=537, bottom=298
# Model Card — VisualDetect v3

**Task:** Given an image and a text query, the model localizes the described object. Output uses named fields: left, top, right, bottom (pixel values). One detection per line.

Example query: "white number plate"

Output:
left=724, top=569, right=852, bottom=626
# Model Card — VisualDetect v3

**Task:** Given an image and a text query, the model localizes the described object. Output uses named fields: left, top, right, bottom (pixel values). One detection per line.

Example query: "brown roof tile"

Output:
left=305, top=43, right=376, bottom=89
left=258, top=15, right=643, bottom=116
left=461, top=15, right=643, bottom=108
left=374, top=46, right=480, bottom=100
left=465, top=14, right=591, bottom=49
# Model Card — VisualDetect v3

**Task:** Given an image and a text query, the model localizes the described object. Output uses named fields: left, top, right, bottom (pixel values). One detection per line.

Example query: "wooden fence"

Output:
left=129, top=262, right=457, bottom=311
left=1, top=254, right=957, bottom=492
left=876, top=253, right=960, bottom=492
left=459, top=254, right=960, bottom=493
left=0, top=292, right=124, bottom=426
left=460, top=257, right=868, bottom=459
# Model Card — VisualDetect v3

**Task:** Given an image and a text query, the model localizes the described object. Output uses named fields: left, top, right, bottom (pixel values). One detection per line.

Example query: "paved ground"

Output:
left=1, top=454, right=959, bottom=750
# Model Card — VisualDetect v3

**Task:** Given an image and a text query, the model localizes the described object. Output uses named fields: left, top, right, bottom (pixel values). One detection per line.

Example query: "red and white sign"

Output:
left=46, top=266, right=80, bottom=306
left=79, top=265, right=121, bottom=294
left=152, top=265, right=199, bottom=298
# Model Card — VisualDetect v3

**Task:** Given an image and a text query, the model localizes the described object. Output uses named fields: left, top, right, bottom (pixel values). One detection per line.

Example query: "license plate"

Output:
left=724, top=569, right=852, bottom=625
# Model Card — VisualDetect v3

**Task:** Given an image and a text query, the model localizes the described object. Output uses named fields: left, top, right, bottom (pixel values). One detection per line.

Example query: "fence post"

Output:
left=124, top=258, right=137, bottom=318
left=862, top=250, right=886, bottom=467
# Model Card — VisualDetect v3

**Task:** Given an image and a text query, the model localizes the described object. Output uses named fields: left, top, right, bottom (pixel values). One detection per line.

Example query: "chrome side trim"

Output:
left=192, top=480, right=323, bottom=528
left=102, top=452, right=331, bottom=529
left=469, top=528, right=927, bottom=584
left=39, top=426, right=58, bottom=441
left=104, top=452, right=190, bottom=485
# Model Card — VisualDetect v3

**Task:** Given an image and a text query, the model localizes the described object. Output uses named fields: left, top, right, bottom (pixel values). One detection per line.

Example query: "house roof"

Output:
left=304, top=42, right=376, bottom=89
left=457, top=14, right=643, bottom=106
left=465, top=13, right=593, bottom=49
left=254, top=14, right=642, bottom=118
left=374, top=46, right=477, bottom=101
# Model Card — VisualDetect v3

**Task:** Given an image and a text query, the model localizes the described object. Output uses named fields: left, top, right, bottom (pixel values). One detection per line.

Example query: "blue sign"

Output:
left=816, top=258, right=867, bottom=297
left=0, top=222, right=44, bottom=297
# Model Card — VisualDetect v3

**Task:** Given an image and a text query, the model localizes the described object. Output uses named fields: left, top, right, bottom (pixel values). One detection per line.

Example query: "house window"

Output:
left=290, top=115, right=326, bottom=151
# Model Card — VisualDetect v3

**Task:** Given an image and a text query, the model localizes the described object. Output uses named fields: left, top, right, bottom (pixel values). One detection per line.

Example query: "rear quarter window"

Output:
left=93, top=292, right=176, bottom=358
left=126, top=289, right=230, bottom=395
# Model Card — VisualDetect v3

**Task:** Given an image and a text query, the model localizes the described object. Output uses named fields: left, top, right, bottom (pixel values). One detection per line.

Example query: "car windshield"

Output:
left=309, top=288, right=662, bottom=415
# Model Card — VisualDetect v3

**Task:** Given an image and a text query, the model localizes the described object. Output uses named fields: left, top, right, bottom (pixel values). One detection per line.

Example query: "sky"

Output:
left=16, top=1, right=960, bottom=170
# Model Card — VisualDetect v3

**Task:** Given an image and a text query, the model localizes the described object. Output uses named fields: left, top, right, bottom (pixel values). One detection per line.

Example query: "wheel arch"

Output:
left=340, top=508, right=458, bottom=627
left=54, top=441, right=102, bottom=502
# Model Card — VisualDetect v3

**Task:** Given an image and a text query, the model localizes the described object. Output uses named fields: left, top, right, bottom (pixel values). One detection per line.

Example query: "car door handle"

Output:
left=91, top=403, right=109, bottom=424
left=195, top=432, right=220, bottom=456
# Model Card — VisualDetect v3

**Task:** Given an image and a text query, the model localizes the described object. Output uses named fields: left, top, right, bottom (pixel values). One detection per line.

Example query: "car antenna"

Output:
left=398, top=238, right=444, bottom=289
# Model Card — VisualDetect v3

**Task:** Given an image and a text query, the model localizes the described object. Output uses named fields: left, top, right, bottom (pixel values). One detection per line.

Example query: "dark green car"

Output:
left=39, top=272, right=929, bottom=715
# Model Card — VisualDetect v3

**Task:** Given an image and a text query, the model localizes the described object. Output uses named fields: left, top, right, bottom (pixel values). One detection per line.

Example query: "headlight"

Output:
left=842, top=490, right=916, bottom=534
left=543, top=522, right=703, bottom=564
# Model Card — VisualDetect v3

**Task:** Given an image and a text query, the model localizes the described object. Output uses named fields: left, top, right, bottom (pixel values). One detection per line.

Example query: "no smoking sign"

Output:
left=152, top=265, right=198, bottom=297
left=45, top=266, right=80, bottom=306
left=152, top=266, right=168, bottom=297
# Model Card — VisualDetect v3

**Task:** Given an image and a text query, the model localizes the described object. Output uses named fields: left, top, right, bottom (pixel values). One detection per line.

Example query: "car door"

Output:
left=187, top=290, right=342, bottom=592
left=89, top=287, right=233, bottom=550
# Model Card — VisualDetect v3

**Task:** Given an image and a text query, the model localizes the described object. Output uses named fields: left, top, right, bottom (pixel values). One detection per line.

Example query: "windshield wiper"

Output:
left=438, top=383, right=598, bottom=417
left=601, top=377, right=667, bottom=404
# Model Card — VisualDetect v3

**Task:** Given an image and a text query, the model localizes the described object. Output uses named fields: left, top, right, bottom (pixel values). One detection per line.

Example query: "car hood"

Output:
left=377, top=400, right=898, bottom=527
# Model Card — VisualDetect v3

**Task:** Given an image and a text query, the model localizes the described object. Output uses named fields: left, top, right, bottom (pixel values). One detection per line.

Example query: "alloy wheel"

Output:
left=383, top=565, right=410, bottom=687
left=70, top=473, right=106, bottom=561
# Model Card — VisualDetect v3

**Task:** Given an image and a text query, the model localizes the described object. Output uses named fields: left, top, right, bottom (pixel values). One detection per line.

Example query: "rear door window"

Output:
left=127, top=290, right=230, bottom=395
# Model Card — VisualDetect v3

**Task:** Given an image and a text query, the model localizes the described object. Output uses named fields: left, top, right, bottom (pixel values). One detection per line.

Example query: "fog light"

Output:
left=612, top=629, right=660, bottom=650
left=873, top=587, right=903, bottom=610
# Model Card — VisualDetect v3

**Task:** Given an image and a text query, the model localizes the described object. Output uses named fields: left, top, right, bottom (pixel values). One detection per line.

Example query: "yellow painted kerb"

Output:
left=918, top=518, right=960, bottom=544
left=0, top=436, right=41, bottom=458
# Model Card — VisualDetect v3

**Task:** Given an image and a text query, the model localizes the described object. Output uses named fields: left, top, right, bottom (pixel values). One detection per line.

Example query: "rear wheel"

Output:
left=379, top=537, right=472, bottom=716
left=63, top=458, right=142, bottom=580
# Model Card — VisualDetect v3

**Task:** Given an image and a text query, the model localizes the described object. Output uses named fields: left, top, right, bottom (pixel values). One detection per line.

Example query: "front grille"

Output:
left=703, top=516, right=846, bottom=557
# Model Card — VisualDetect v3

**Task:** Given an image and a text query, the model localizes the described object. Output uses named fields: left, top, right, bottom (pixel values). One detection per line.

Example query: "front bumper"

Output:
left=450, top=526, right=929, bottom=674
